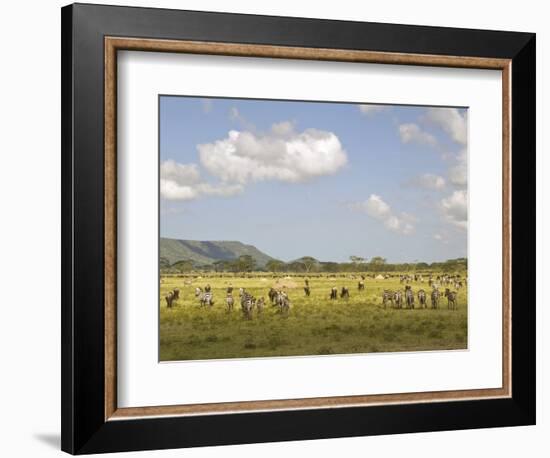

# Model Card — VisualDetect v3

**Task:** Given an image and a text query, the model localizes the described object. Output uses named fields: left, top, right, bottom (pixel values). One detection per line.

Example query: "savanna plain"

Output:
left=160, top=273, right=467, bottom=361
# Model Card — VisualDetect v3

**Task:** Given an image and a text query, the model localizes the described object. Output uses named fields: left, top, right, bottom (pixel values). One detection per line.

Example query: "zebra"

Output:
left=431, top=288, right=440, bottom=309
left=417, top=289, right=427, bottom=308
left=165, top=291, right=175, bottom=308
left=330, top=287, right=338, bottom=300
left=172, top=288, right=180, bottom=301
left=278, top=292, right=290, bottom=315
left=268, top=287, right=278, bottom=304
left=226, top=293, right=234, bottom=312
left=394, top=290, right=403, bottom=309
left=445, top=288, right=457, bottom=310
left=304, top=286, right=311, bottom=297
left=340, top=286, right=350, bottom=299
left=256, top=297, right=265, bottom=314
left=382, top=290, right=394, bottom=308
left=241, top=293, right=254, bottom=319
left=405, top=285, right=414, bottom=309
left=358, top=280, right=365, bottom=291
left=200, top=291, right=214, bottom=307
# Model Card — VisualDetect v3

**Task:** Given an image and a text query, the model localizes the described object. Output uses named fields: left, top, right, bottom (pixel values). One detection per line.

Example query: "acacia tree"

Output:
left=370, top=256, right=387, bottom=266
left=171, top=259, right=194, bottom=273
left=349, top=255, right=366, bottom=264
left=266, top=259, right=285, bottom=273
left=299, top=256, right=318, bottom=273
left=236, top=255, right=256, bottom=272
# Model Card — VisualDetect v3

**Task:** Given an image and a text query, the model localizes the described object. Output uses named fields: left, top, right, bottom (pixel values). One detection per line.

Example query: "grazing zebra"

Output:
left=256, top=297, right=265, bottom=314
left=382, top=290, right=394, bottom=308
left=165, top=291, right=175, bottom=308
left=445, top=288, right=457, bottom=310
left=330, top=287, right=338, bottom=300
left=195, top=287, right=202, bottom=297
left=393, top=291, right=403, bottom=309
left=431, top=288, right=440, bottom=309
left=405, top=286, right=415, bottom=309
left=172, top=288, right=180, bottom=301
left=358, top=280, right=365, bottom=291
left=340, top=286, right=350, bottom=299
left=304, top=286, right=311, bottom=297
left=226, top=293, right=234, bottom=312
left=200, top=291, right=214, bottom=307
left=417, top=289, right=427, bottom=308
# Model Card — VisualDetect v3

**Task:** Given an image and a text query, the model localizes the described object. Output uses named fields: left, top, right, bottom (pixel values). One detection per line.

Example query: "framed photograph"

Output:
left=61, top=3, right=536, bottom=454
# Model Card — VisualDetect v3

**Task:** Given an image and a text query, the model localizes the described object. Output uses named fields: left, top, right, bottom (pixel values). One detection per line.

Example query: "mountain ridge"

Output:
left=160, top=238, right=274, bottom=267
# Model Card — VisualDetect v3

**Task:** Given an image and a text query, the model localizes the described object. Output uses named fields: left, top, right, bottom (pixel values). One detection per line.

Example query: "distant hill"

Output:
left=160, top=238, right=274, bottom=267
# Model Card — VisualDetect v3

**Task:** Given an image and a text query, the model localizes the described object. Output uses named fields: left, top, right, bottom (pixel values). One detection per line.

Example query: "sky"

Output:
left=159, top=95, right=468, bottom=263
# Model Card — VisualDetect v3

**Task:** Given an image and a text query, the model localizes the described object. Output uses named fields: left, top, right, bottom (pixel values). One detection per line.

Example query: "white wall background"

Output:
left=0, top=1, right=544, bottom=456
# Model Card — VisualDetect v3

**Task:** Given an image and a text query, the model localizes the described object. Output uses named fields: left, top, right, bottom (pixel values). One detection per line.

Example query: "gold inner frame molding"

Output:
left=104, top=36, right=512, bottom=421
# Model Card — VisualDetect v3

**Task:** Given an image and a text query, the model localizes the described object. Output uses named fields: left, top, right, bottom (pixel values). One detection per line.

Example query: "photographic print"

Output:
left=159, top=96, right=468, bottom=362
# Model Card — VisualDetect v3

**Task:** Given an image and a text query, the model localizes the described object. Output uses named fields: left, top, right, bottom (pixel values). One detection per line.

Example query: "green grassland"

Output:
left=159, top=273, right=467, bottom=361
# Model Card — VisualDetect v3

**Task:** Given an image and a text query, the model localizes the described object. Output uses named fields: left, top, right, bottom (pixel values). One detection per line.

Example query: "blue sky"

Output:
left=160, top=96, right=467, bottom=263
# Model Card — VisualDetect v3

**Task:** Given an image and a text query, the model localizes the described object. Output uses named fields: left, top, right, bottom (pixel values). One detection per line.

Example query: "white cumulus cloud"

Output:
left=409, top=173, right=446, bottom=190
left=398, top=123, right=437, bottom=147
left=198, top=123, right=348, bottom=185
left=160, top=160, right=243, bottom=201
left=350, top=194, right=415, bottom=235
left=441, top=189, right=468, bottom=230
left=358, top=104, right=388, bottom=116
left=426, top=107, right=467, bottom=145
left=448, top=149, right=467, bottom=188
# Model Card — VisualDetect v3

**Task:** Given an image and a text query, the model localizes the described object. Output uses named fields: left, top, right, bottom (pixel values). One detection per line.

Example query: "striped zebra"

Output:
left=278, top=292, right=290, bottom=315
left=241, top=293, right=254, bottom=319
left=268, top=287, right=277, bottom=304
left=382, top=290, right=394, bottom=308
left=165, top=291, right=175, bottom=308
left=172, top=288, right=180, bottom=301
left=340, top=286, right=350, bottom=299
left=394, top=290, right=403, bottom=309
left=256, top=297, right=265, bottom=314
left=417, top=289, right=427, bottom=308
left=226, top=293, right=234, bottom=312
left=445, top=288, right=457, bottom=310
left=405, top=286, right=414, bottom=309
left=200, top=291, right=214, bottom=307
left=431, top=288, right=440, bottom=309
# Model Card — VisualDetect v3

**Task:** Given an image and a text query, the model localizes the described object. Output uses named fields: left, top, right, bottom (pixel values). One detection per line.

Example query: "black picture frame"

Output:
left=61, top=3, right=535, bottom=454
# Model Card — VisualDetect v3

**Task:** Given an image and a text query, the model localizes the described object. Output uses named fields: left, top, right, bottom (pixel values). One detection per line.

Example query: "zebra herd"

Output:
left=164, top=276, right=461, bottom=317
left=382, top=286, right=458, bottom=310
left=399, top=273, right=465, bottom=291
left=165, top=283, right=291, bottom=320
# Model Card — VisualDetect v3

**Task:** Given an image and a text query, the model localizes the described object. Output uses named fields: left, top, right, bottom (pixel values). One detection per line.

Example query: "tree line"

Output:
left=161, top=255, right=467, bottom=274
